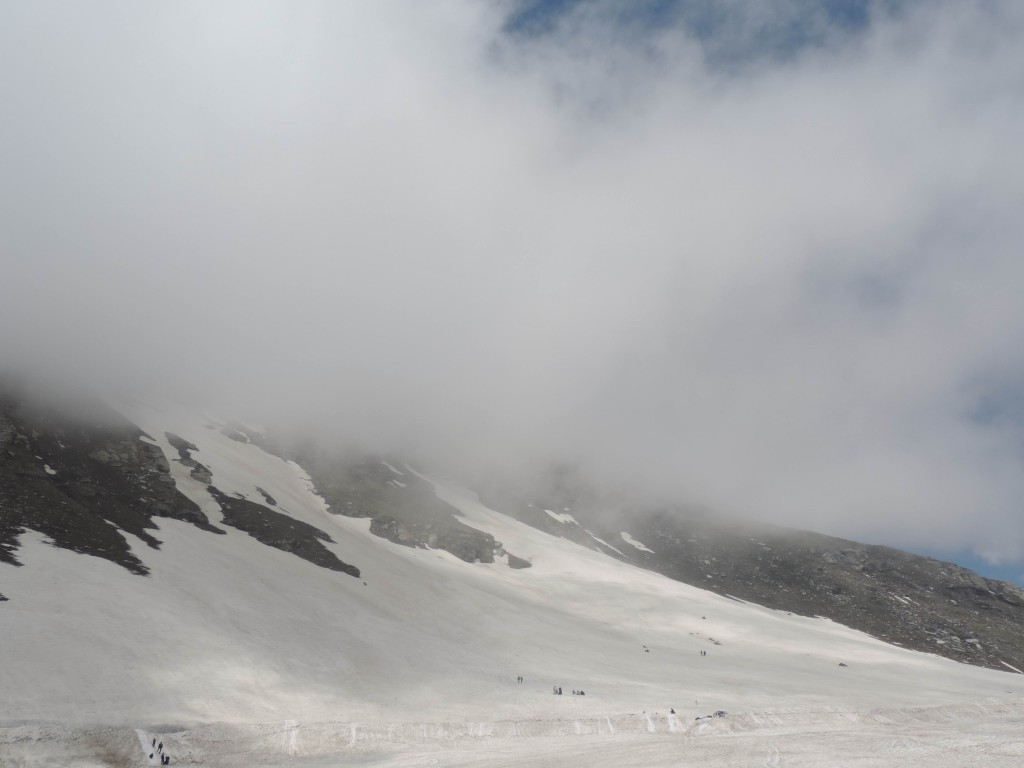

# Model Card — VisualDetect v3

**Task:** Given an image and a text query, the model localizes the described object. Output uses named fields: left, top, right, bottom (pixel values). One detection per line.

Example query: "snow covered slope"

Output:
left=1, top=402, right=1022, bottom=766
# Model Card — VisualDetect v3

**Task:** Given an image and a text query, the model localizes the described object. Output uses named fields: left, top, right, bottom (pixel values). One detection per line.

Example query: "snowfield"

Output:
left=620, top=531, right=654, bottom=553
left=1, top=403, right=1022, bottom=766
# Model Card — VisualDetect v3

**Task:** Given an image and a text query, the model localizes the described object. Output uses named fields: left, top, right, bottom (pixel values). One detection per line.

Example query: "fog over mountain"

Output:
left=2, top=1, right=1023, bottom=574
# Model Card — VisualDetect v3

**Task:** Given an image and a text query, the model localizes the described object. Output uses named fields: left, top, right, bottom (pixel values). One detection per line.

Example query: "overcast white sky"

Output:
left=2, top=1, right=1023, bottom=575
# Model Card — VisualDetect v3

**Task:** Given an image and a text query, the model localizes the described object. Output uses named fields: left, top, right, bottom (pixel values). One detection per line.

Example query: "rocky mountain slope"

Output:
left=2, top=390, right=1024, bottom=767
left=477, top=468, right=1024, bottom=674
left=0, top=390, right=360, bottom=593
left=2, top=389, right=1022, bottom=674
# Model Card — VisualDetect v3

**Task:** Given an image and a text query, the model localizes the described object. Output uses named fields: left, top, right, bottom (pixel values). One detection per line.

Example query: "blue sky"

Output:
left=506, top=0, right=875, bottom=35
left=505, top=0, right=878, bottom=65
left=915, top=549, right=1024, bottom=588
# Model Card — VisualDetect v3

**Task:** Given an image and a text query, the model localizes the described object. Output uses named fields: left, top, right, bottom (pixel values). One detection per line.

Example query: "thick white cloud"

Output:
left=2, top=1, right=1023, bottom=563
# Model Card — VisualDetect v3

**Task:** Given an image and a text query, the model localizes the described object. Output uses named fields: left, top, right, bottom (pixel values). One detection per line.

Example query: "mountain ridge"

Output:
left=2, top=391, right=1022, bottom=675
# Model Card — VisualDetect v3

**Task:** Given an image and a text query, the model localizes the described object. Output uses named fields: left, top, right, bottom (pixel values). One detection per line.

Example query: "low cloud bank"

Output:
left=2, top=1, right=1023, bottom=565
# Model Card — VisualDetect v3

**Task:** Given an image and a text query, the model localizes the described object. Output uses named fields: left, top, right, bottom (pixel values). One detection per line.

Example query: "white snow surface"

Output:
left=1, top=401, right=1022, bottom=766
left=586, top=529, right=627, bottom=556
left=381, top=461, right=405, bottom=477
left=620, top=531, right=655, bottom=553
left=543, top=508, right=577, bottom=525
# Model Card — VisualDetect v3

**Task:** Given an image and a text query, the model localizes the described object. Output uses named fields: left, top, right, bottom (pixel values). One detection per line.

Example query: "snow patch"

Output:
left=585, top=530, right=625, bottom=556
left=544, top=509, right=578, bottom=525
left=620, top=531, right=654, bottom=553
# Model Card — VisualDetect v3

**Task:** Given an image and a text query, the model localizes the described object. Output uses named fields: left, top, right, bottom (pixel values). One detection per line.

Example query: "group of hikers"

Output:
left=644, top=644, right=709, bottom=656
left=149, top=737, right=171, bottom=765
left=524, top=642, right=711, bottom=705
left=549, top=686, right=586, bottom=696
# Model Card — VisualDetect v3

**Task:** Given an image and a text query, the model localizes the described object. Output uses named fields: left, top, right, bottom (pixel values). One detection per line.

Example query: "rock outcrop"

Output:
left=294, top=451, right=529, bottom=567
left=0, top=391, right=222, bottom=579
left=482, top=467, right=1024, bottom=675
left=0, top=389, right=361, bottom=588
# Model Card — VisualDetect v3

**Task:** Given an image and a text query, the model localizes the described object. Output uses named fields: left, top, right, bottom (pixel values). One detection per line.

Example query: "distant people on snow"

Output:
left=147, top=736, right=169, bottom=764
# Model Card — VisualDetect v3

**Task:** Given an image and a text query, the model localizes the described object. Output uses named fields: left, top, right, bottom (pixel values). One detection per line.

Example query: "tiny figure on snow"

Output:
left=670, top=708, right=675, bottom=714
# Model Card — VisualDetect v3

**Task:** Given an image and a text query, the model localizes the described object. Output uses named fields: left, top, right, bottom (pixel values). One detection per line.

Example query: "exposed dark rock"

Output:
left=506, top=552, right=532, bottom=569
left=164, top=432, right=198, bottom=466
left=256, top=486, right=277, bottom=506
left=0, top=391, right=223, bottom=582
left=481, top=467, right=1024, bottom=675
left=369, top=513, right=495, bottom=563
left=162, top=431, right=212, bottom=485
left=189, top=463, right=212, bottom=485
left=1, top=390, right=363, bottom=591
left=289, top=449, right=499, bottom=566
left=220, top=427, right=250, bottom=443
left=164, top=430, right=215, bottom=489
left=612, top=508, right=1024, bottom=674
left=207, top=486, right=359, bottom=577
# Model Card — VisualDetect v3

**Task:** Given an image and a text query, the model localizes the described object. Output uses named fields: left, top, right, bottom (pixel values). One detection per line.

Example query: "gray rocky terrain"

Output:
left=0, top=388, right=359, bottom=589
left=289, top=446, right=531, bottom=568
left=2, top=388, right=1020, bottom=675
left=479, top=466, right=1024, bottom=674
